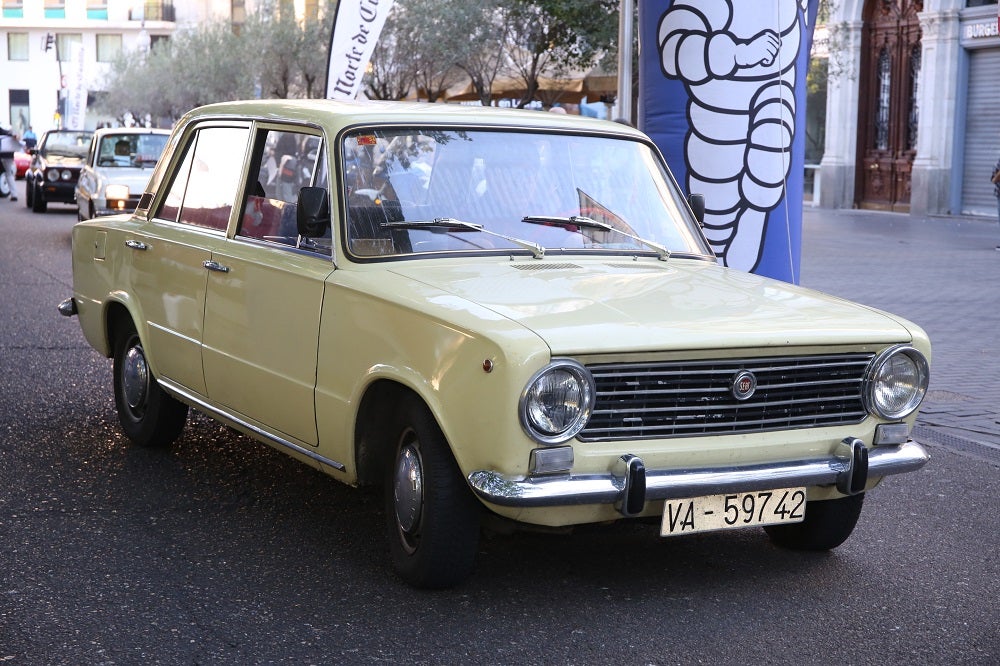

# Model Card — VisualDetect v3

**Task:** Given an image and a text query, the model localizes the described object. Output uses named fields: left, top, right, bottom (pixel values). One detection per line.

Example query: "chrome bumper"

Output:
left=467, top=439, right=929, bottom=516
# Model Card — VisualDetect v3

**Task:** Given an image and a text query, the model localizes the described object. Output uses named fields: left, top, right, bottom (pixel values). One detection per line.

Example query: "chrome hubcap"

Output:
left=122, top=344, right=149, bottom=413
left=393, top=441, right=423, bottom=537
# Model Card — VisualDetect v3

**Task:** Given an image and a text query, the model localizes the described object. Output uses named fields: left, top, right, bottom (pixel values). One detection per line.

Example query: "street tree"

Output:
left=365, top=9, right=415, bottom=100
left=394, top=0, right=469, bottom=102
left=505, top=0, right=618, bottom=108
left=455, top=0, right=513, bottom=106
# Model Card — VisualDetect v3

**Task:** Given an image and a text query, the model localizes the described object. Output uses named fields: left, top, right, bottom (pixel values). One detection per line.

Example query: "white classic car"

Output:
left=75, top=127, right=170, bottom=220
left=61, top=100, right=930, bottom=588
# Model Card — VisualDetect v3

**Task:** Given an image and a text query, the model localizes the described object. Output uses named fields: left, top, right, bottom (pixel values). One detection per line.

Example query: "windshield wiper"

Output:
left=382, top=218, right=545, bottom=259
left=521, top=215, right=671, bottom=261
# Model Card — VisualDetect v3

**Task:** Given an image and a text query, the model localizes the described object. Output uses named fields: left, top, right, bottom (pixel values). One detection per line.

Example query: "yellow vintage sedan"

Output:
left=61, top=99, right=930, bottom=588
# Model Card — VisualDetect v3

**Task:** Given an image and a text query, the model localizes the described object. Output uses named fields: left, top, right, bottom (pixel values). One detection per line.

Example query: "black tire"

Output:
left=765, top=493, right=865, bottom=551
left=112, top=322, right=188, bottom=447
left=24, top=178, right=33, bottom=207
left=384, top=395, right=481, bottom=589
left=31, top=181, right=46, bottom=213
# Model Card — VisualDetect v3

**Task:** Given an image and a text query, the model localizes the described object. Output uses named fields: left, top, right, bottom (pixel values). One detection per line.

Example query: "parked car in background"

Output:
left=61, top=99, right=931, bottom=589
left=76, top=128, right=170, bottom=221
left=14, top=150, right=29, bottom=178
left=26, top=129, right=93, bottom=213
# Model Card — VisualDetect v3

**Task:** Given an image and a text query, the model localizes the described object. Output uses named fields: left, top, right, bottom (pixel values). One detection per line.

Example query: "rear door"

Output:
left=129, top=123, right=251, bottom=397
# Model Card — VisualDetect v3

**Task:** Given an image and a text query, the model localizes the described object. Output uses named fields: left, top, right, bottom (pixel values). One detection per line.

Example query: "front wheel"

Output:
left=31, top=181, right=46, bottom=213
left=384, top=396, right=481, bottom=588
left=24, top=178, right=33, bottom=207
left=112, top=322, right=188, bottom=447
left=765, top=493, right=865, bottom=551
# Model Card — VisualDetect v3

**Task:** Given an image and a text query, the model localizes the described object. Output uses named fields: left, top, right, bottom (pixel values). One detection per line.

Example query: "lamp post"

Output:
left=617, top=0, right=634, bottom=125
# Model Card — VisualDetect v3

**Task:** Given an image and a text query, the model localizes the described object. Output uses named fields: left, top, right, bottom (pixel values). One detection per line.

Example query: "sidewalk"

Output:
left=800, top=207, right=1000, bottom=464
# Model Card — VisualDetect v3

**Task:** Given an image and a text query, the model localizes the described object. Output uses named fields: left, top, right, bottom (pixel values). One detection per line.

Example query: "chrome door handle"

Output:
left=203, top=260, right=230, bottom=273
left=124, top=239, right=148, bottom=251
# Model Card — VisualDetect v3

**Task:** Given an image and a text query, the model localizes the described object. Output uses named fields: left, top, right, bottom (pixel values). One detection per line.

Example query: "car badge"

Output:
left=731, top=370, right=757, bottom=401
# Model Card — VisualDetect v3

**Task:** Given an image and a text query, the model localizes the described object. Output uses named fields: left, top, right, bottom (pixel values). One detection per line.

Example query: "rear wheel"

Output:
left=112, top=321, right=188, bottom=447
left=384, top=395, right=480, bottom=588
left=765, top=493, right=865, bottom=551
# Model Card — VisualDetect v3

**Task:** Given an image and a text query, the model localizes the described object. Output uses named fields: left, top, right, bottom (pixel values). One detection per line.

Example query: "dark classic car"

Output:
left=26, top=129, right=94, bottom=213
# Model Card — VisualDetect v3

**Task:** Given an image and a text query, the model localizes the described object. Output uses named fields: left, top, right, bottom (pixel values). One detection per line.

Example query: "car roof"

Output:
left=183, top=98, right=645, bottom=139
left=92, top=127, right=171, bottom=138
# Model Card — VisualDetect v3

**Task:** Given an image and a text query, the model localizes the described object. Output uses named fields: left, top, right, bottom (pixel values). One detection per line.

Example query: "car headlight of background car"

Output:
left=46, top=169, right=76, bottom=182
left=520, top=359, right=595, bottom=445
left=864, top=345, right=929, bottom=420
left=105, top=184, right=130, bottom=201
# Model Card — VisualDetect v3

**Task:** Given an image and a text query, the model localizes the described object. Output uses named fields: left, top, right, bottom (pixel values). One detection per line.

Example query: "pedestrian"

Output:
left=0, top=124, right=21, bottom=202
left=992, top=154, right=1000, bottom=251
left=23, top=126, right=36, bottom=150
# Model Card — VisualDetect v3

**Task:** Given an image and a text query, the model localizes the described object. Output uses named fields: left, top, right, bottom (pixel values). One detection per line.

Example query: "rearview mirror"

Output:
left=297, top=186, right=330, bottom=238
left=688, top=193, right=705, bottom=226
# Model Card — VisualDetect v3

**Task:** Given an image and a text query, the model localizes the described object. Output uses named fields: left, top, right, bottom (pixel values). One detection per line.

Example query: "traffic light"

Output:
left=44, top=33, right=55, bottom=52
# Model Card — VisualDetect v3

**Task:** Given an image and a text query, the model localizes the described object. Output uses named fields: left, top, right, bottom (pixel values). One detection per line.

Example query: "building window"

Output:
left=7, top=32, right=28, bottom=61
left=87, top=1, right=109, bottom=20
left=133, top=1, right=176, bottom=22
left=56, top=33, right=84, bottom=62
left=96, top=34, right=122, bottom=62
left=2, top=1, right=23, bottom=19
left=44, top=0, right=65, bottom=19
left=874, top=46, right=891, bottom=152
left=149, top=34, right=169, bottom=51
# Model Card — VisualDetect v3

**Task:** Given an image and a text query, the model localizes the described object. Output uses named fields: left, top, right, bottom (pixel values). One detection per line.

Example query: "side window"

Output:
left=156, top=143, right=194, bottom=224
left=154, top=126, right=249, bottom=231
left=237, top=128, right=328, bottom=253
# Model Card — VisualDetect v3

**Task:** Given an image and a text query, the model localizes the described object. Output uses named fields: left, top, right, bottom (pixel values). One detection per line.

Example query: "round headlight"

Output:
left=47, top=169, right=60, bottom=182
left=864, top=345, right=929, bottom=420
left=61, top=169, right=73, bottom=181
left=519, top=360, right=595, bottom=445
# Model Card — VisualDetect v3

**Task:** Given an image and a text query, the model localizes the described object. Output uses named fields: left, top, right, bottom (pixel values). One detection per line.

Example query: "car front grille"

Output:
left=579, top=353, right=874, bottom=441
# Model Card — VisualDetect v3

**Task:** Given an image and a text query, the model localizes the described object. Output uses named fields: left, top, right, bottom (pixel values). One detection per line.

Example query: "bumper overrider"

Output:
left=468, top=438, right=929, bottom=517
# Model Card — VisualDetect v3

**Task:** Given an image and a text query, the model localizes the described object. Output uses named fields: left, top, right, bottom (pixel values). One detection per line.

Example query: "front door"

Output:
left=856, top=0, right=922, bottom=212
left=201, top=126, right=332, bottom=447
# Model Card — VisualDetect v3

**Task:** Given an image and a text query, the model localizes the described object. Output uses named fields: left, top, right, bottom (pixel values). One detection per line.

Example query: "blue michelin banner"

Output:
left=639, top=0, right=819, bottom=283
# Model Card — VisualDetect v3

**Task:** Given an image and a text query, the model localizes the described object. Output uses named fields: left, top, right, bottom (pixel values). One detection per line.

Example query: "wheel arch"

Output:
left=353, top=378, right=418, bottom=487
left=102, top=298, right=153, bottom=365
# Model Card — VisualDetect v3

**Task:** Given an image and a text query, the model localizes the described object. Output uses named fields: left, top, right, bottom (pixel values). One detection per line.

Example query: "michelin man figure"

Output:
left=658, top=0, right=809, bottom=272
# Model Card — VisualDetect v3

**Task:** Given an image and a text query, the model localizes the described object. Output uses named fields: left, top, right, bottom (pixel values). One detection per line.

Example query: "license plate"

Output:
left=660, top=488, right=806, bottom=536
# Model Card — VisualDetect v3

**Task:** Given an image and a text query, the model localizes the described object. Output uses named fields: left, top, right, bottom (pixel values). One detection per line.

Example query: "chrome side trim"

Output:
left=467, top=440, right=929, bottom=509
left=158, top=378, right=347, bottom=472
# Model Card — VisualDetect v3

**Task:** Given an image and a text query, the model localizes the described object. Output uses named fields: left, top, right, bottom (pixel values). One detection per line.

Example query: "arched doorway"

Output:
left=855, top=0, right=923, bottom=212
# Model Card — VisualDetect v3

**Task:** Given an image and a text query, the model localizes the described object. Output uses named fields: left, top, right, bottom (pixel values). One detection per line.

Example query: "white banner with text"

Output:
left=325, top=0, right=395, bottom=100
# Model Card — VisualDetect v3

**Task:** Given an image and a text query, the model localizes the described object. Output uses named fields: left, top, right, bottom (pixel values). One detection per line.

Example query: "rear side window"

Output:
left=155, top=125, right=249, bottom=231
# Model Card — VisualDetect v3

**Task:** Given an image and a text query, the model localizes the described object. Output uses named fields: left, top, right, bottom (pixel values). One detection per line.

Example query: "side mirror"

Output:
left=297, top=186, right=330, bottom=238
left=688, top=193, right=705, bottom=226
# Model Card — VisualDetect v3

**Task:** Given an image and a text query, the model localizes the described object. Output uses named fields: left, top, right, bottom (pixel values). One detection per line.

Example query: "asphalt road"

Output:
left=1, top=190, right=997, bottom=665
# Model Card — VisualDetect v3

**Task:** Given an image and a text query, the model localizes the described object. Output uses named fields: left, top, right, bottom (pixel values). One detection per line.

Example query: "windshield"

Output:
left=96, top=133, right=168, bottom=168
left=41, top=131, right=93, bottom=158
left=341, top=128, right=712, bottom=259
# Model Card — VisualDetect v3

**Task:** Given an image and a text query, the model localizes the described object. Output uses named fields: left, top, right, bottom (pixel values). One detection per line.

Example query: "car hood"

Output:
left=41, top=153, right=86, bottom=167
left=92, top=167, right=156, bottom=191
left=384, top=258, right=915, bottom=355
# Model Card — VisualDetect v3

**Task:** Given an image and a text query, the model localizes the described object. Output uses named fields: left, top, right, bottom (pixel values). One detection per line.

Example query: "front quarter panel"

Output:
left=314, top=267, right=551, bottom=482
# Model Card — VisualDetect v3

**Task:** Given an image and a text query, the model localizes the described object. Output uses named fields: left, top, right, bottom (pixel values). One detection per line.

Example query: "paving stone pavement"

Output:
left=799, top=207, right=1000, bottom=466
